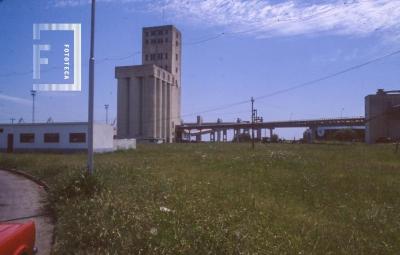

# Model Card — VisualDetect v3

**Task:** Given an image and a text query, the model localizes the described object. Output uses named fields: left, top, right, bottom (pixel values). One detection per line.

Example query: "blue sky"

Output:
left=1, top=0, right=400, bottom=138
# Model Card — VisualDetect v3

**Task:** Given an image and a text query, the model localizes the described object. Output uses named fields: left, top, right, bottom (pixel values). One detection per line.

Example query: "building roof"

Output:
left=115, top=64, right=174, bottom=82
left=142, top=24, right=179, bottom=32
left=0, top=122, right=109, bottom=127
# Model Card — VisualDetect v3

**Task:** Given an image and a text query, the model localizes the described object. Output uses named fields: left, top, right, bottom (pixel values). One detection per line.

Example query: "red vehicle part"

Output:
left=0, top=221, right=36, bottom=255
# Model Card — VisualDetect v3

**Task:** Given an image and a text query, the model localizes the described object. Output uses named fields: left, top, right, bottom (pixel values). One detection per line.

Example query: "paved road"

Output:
left=0, top=170, right=53, bottom=255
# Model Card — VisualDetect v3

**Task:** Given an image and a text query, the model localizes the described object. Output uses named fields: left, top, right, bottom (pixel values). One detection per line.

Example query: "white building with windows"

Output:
left=0, top=122, right=135, bottom=153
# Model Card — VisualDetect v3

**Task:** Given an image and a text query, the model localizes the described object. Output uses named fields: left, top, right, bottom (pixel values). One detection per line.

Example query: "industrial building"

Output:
left=303, top=126, right=365, bottom=142
left=0, top=122, right=136, bottom=153
left=115, top=25, right=181, bottom=143
left=365, top=89, right=400, bottom=143
left=177, top=89, right=400, bottom=144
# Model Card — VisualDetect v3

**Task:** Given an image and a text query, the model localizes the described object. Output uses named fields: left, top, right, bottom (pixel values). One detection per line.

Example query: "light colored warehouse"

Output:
left=0, top=122, right=135, bottom=153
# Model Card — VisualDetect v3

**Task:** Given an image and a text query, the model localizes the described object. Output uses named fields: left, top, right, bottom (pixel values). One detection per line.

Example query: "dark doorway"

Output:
left=7, top=134, right=14, bottom=153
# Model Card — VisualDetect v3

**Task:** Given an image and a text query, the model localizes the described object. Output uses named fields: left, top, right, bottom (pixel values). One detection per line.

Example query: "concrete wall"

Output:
left=113, top=139, right=136, bottom=150
left=93, top=124, right=114, bottom=152
left=365, top=90, right=400, bottom=143
left=117, top=77, right=129, bottom=138
left=0, top=122, right=114, bottom=152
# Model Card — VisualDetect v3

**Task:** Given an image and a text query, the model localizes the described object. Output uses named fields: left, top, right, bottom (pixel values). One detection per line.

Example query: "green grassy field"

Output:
left=1, top=143, right=400, bottom=254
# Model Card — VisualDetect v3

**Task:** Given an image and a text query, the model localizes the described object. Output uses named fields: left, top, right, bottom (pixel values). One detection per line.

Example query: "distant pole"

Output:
left=251, top=97, right=255, bottom=149
left=340, top=108, right=344, bottom=118
left=104, top=104, right=109, bottom=124
left=30, top=90, right=36, bottom=123
left=87, top=0, right=96, bottom=175
left=10, top=118, right=15, bottom=124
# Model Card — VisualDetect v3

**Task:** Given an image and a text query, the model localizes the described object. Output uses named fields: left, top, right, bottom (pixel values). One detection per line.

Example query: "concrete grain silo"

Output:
left=365, top=89, right=400, bottom=143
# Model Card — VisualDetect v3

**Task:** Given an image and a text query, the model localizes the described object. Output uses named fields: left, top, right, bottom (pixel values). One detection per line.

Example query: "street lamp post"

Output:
left=251, top=97, right=255, bottom=150
left=30, top=90, right=36, bottom=123
left=87, top=0, right=96, bottom=175
left=104, top=104, right=109, bottom=124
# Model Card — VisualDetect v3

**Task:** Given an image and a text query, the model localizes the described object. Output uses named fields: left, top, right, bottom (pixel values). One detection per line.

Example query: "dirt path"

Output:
left=0, top=170, right=53, bottom=255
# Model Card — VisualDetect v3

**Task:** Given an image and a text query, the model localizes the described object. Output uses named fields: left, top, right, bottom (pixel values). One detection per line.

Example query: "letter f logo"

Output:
left=33, top=44, right=50, bottom=79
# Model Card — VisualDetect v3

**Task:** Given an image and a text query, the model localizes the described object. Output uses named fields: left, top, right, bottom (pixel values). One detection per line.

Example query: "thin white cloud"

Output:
left=53, top=0, right=400, bottom=40
left=53, top=0, right=145, bottom=7
left=162, top=0, right=400, bottom=38
left=0, top=94, right=30, bottom=105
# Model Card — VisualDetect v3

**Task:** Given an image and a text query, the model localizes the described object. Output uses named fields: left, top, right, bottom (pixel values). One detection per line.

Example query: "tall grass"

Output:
left=1, top=143, right=399, bottom=254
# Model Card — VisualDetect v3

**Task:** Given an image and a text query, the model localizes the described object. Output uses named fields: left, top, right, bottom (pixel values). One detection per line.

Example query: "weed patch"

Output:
left=1, top=144, right=400, bottom=254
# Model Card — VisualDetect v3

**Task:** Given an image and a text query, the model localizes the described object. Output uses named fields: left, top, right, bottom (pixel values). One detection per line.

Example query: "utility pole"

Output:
left=104, top=104, right=109, bottom=124
left=87, top=0, right=96, bottom=175
left=10, top=118, right=15, bottom=124
left=30, top=90, right=36, bottom=123
left=251, top=97, right=255, bottom=149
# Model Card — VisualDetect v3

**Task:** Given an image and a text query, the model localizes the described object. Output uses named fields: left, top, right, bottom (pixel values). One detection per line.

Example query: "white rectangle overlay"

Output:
left=33, top=23, right=81, bottom=92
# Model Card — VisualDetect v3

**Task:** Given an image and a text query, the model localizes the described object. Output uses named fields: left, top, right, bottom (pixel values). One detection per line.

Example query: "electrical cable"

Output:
left=0, top=52, right=141, bottom=78
left=106, top=47, right=399, bottom=128
left=182, top=0, right=371, bottom=45
left=180, top=48, right=400, bottom=119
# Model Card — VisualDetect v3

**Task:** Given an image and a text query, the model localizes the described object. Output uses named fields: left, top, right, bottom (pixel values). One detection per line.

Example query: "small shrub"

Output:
left=270, top=134, right=279, bottom=143
left=51, top=171, right=103, bottom=204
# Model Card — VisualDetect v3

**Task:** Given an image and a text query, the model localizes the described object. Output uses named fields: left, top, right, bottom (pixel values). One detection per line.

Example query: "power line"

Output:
left=0, top=52, right=140, bottom=78
left=96, top=51, right=141, bottom=63
left=181, top=99, right=250, bottom=118
left=184, top=33, right=226, bottom=46
left=1, top=47, right=398, bottom=126
left=181, top=48, right=400, bottom=119
left=2, top=2, right=397, bottom=123
left=2, top=48, right=397, bottom=126
left=0, top=1, right=385, bottom=78
left=182, top=0, right=367, bottom=46
left=110, top=47, right=400, bottom=127
left=254, top=49, right=400, bottom=101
